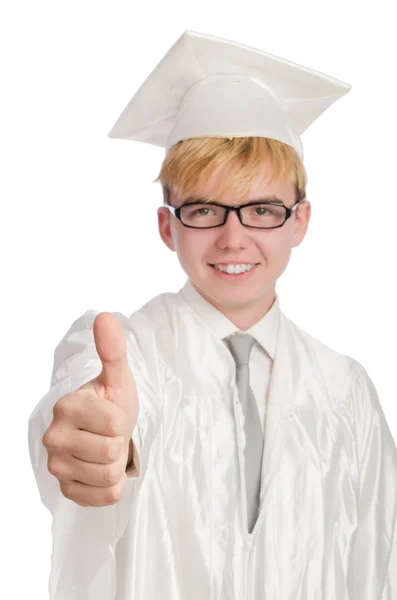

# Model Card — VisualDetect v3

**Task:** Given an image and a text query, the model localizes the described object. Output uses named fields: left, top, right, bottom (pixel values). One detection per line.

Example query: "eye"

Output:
left=194, top=207, right=211, bottom=216
left=255, top=207, right=271, bottom=215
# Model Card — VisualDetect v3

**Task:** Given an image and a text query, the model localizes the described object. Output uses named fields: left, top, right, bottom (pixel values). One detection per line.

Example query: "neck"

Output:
left=192, top=283, right=276, bottom=330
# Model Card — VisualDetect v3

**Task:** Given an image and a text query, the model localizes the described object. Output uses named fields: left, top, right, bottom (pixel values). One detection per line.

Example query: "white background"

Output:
left=1, top=0, right=396, bottom=597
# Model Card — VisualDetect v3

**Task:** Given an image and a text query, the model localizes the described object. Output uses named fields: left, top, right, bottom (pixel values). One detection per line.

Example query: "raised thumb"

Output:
left=93, top=312, right=133, bottom=394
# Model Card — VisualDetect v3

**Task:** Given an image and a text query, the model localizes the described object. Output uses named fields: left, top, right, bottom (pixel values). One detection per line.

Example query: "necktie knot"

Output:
left=226, top=333, right=256, bottom=367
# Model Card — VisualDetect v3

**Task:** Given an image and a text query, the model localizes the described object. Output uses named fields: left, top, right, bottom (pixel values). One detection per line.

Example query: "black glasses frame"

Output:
left=164, top=197, right=305, bottom=230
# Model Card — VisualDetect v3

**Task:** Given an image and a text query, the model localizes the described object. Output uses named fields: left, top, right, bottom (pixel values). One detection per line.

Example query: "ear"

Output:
left=292, top=200, right=311, bottom=248
left=157, top=207, right=176, bottom=252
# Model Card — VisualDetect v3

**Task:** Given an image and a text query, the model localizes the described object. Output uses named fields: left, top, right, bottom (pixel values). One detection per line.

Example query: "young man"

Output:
left=28, top=31, right=397, bottom=599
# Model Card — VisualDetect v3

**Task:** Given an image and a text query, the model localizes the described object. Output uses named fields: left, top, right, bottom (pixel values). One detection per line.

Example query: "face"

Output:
left=157, top=161, right=311, bottom=329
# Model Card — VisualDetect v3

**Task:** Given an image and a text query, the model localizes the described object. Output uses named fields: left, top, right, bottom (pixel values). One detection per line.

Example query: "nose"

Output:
left=215, top=209, right=252, bottom=250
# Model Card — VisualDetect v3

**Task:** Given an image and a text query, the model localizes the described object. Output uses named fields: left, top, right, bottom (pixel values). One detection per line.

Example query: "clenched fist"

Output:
left=42, top=312, right=139, bottom=507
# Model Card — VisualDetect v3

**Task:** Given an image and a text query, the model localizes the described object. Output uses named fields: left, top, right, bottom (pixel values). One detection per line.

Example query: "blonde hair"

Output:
left=154, top=136, right=307, bottom=203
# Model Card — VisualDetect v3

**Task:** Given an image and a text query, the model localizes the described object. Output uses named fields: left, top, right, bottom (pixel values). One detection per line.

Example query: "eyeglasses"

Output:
left=164, top=198, right=304, bottom=229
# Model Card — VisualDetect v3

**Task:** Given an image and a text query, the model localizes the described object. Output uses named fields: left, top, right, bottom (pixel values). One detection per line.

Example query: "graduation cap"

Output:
left=108, top=30, right=351, bottom=160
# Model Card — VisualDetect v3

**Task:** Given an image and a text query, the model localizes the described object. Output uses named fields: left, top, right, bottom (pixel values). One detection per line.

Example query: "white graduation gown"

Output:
left=28, top=282, right=397, bottom=599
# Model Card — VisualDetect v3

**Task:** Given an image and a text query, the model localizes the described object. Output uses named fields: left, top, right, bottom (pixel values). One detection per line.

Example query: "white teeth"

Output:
left=213, top=263, right=255, bottom=274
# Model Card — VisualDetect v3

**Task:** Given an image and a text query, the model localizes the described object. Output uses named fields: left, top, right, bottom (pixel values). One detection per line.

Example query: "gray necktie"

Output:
left=226, top=334, right=264, bottom=533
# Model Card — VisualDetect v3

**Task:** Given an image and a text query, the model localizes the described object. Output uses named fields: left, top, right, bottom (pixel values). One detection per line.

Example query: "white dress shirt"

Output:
left=180, top=279, right=280, bottom=432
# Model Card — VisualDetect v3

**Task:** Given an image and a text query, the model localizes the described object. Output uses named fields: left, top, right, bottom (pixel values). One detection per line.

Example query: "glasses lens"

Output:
left=180, top=203, right=226, bottom=227
left=240, top=204, right=286, bottom=228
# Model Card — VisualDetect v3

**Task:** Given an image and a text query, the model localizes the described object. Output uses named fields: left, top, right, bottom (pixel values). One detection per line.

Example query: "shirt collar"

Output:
left=180, top=278, right=280, bottom=359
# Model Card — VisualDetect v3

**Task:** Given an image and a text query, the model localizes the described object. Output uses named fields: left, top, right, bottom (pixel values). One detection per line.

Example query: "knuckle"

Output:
left=101, top=438, right=120, bottom=463
left=42, top=429, right=56, bottom=450
left=60, top=481, right=74, bottom=500
left=43, top=428, right=63, bottom=453
left=53, top=399, right=69, bottom=420
left=104, top=480, right=124, bottom=505
left=47, top=456, right=62, bottom=478
left=102, top=463, right=122, bottom=487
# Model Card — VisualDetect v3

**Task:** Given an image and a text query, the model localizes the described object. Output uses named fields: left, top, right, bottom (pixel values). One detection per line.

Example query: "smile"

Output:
left=208, top=263, right=260, bottom=279
left=212, top=263, right=256, bottom=274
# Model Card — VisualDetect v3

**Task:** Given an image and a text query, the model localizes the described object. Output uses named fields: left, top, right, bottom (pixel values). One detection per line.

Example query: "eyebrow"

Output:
left=180, top=194, right=285, bottom=205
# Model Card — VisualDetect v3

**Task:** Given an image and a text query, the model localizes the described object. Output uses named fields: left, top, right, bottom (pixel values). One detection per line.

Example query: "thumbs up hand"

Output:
left=42, top=313, right=139, bottom=507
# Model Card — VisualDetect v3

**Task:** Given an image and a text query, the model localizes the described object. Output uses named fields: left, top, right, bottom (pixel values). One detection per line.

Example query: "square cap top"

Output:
left=108, top=30, right=351, bottom=160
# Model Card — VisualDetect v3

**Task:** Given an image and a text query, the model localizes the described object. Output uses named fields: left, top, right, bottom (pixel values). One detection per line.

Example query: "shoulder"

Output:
left=283, top=313, right=351, bottom=371
left=128, top=290, right=183, bottom=346
left=129, top=290, right=181, bottom=325
left=281, top=313, right=370, bottom=405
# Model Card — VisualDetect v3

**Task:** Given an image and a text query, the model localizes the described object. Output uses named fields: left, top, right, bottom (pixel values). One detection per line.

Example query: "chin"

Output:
left=201, top=282, right=261, bottom=307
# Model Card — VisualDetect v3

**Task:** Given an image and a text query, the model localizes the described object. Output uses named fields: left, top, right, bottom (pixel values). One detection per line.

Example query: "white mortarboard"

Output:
left=108, top=30, right=351, bottom=160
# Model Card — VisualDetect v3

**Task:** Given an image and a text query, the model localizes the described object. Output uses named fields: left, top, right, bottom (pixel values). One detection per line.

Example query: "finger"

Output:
left=53, top=391, right=126, bottom=437
left=59, top=475, right=127, bottom=507
left=93, top=312, right=134, bottom=394
left=51, top=452, right=127, bottom=488
left=65, top=429, right=125, bottom=464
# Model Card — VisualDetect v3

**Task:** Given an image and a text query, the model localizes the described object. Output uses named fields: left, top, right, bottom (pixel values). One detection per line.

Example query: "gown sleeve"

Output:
left=27, top=309, right=163, bottom=599
left=346, top=358, right=397, bottom=599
